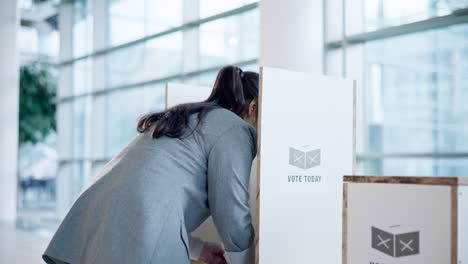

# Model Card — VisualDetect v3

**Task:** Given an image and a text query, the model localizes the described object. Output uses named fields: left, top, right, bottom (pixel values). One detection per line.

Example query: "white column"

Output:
left=56, top=2, right=74, bottom=218
left=90, top=0, right=108, bottom=178
left=92, top=0, right=108, bottom=93
left=0, top=0, right=19, bottom=222
left=259, top=0, right=324, bottom=74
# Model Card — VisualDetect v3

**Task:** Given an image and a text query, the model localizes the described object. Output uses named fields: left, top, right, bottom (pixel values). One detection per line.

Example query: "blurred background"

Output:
left=0, top=0, right=467, bottom=262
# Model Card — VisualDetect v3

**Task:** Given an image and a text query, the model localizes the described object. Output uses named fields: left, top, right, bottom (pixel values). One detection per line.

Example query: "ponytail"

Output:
left=137, top=65, right=259, bottom=139
left=206, top=66, right=246, bottom=115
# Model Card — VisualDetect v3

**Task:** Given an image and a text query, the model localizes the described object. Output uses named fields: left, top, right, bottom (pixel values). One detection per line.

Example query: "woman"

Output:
left=43, top=66, right=258, bottom=264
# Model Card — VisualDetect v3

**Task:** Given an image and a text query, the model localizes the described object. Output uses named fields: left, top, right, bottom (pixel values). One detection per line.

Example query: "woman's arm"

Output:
left=207, top=124, right=257, bottom=264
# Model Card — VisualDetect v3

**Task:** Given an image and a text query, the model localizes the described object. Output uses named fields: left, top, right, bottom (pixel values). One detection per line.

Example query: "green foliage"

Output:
left=19, top=62, right=57, bottom=144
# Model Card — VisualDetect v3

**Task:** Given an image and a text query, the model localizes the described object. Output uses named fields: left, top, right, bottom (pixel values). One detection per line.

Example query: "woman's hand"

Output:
left=199, top=242, right=227, bottom=264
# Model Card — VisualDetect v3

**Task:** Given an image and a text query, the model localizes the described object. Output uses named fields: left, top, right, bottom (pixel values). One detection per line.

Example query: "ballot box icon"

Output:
left=371, top=226, right=419, bottom=257
left=289, top=147, right=321, bottom=169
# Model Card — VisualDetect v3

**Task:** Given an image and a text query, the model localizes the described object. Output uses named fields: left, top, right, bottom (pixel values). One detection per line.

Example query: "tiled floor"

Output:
left=1, top=208, right=58, bottom=264
left=0, top=222, right=53, bottom=264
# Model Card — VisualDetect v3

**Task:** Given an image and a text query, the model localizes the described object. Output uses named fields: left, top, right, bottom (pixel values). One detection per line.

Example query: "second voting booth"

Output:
left=343, top=176, right=468, bottom=264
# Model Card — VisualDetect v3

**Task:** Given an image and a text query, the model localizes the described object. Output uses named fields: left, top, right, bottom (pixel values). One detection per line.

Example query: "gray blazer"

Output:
left=43, top=109, right=257, bottom=264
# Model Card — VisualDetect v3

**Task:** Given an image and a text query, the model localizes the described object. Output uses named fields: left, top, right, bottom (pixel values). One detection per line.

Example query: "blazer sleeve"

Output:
left=207, top=124, right=257, bottom=263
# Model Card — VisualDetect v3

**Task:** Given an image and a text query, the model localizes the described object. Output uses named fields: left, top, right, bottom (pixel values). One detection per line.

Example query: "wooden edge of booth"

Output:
left=451, top=185, right=458, bottom=264
left=343, top=175, right=466, bottom=185
left=254, top=66, right=264, bottom=264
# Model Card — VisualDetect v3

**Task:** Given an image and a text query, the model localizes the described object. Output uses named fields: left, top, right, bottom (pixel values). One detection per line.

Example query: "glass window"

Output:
left=73, top=58, right=93, bottom=95
left=199, top=0, right=256, bottom=18
left=359, top=158, right=468, bottom=177
left=197, top=71, right=219, bottom=87
left=182, top=75, right=202, bottom=86
left=325, top=0, right=344, bottom=41
left=364, top=24, right=468, bottom=155
left=108, top=0, right=145, bottom=46
left=106, top=87, right=150, bottom=156
left=108, top=0, right=183, bottom=46
left=86, top=96, right=107, bottom=160
left=73, top=0, right=93, bottom=57
left=58, top=64, right=73, bottom=99
left=18, top=26, right=38, bottom=54
left=106, top=43, right=145, bottom=87
left=20, top=0, right=32, bottom=9
left=71, top=161, right=92, bottom=199
left=241, top=63, right=259, bottom=72
left=199, top=9, right=259, bottom=69
left=325, top=48, right=344, bottom=76
left=326, top=2, right=468, bottom=177
left=146, top=0, right=182, bottom=34
left=186, top=63, right=258, bottom=87
left=39, top=30, right=60, bottom=58
left=144, top=83, right=166, bottom=112
left=364, top=0, right=467, bottom=31
left=106, top=32, right=182, bottom=88
left=57, top=101, right=73, bottom=159
left=91, top=160, right=108, bottom=179
left=144, top=33, right=183, bottom=79
left=72, top=97, right=92, bottom=159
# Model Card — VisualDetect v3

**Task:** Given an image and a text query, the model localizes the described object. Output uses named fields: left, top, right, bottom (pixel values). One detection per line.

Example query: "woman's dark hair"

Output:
left=137, top=65, right=259, bottom=139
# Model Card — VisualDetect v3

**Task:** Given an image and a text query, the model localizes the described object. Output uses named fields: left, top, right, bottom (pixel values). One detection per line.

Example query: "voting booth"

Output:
left=343, top=176, right=468, bottom=264
left=255, top=67, right=356, bottom=264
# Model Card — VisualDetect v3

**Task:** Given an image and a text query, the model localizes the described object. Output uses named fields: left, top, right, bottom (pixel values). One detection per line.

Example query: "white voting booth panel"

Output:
left=256, top=67, right=355, bottom=264
left=343, top=176, right=468, bottom=264
left=165, top=83, right=212, bottom=110
left=165, top=82, right=259, bottom=245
